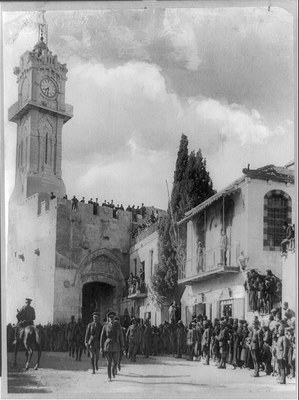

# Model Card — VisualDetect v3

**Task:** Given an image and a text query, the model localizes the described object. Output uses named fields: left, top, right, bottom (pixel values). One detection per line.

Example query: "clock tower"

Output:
left=8, top=17, right=73, bottom=202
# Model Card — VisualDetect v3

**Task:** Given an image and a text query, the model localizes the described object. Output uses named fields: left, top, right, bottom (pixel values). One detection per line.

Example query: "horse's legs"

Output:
left=25, top=344, right=33, bottom=371
left=14, top=340, right=18, bottom=367
left=34, top=343, right=41, bottom=370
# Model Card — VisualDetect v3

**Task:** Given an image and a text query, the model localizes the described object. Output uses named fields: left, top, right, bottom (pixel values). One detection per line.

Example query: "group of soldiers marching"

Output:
left=62, top=304, right=296, bottom=384
left=8, top=299, right=296, bottom=384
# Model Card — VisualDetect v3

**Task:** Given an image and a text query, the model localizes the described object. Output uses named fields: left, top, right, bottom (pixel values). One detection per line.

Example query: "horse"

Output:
left=14, top=325, right=42, bottom=370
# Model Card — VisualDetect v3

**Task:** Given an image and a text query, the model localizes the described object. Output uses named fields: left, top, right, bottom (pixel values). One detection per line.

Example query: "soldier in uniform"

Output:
left=74, top=318, right=85, bottom=361
left=217, top=320, right=229, bottom=369
left=100, top=311, right=124, bottom=382
left=65, top=316, right=76, bottom=357
left=85, top=312, right=102, bottom=374
left=250, top=319, right=262, bottom=377
left=13, top=298, right=36, bottom=344
left=202, top=320, right=212, bottom=365
left=143, top=319, right=152, bottom=358
left=176, top=320, right=185, bottom=358
left=126, top=317, right=142, bottom=362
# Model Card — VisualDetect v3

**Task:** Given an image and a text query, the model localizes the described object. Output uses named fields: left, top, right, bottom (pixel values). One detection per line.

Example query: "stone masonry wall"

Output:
left=54, top=199, right=132, bottom=321
left=6, top=194, right=57, bottom=325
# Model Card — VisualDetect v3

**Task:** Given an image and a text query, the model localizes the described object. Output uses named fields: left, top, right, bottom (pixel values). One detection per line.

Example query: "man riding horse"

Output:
left=14, top=298, right=36, bottom=344
left=85, top=312, right=103, bottom=374
left=14, top=298, right=41, bottom=370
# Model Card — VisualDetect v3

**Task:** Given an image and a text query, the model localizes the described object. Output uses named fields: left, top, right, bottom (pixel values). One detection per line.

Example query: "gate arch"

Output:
left=80, top=248, right=126, bottom=287
left=79, top=248, right=126, bottom=322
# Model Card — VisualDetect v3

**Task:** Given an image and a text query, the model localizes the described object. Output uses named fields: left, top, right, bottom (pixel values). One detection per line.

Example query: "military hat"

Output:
left=92, top=312, right=100, bottom=317
left=107, top=311, right=116, bottom=318
left=25, top=298, right=32, bottom=302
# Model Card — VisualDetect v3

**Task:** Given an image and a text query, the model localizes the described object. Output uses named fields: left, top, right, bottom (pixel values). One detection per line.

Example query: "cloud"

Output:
left=62, top=145, right=172, bottom=208
left=59, top=58, right=293, bottom=207
left=64, top=60, right=285, bottom=162
left=192, top=99, right=283, bottom=145
left=3, top=7, right=294, bottom=211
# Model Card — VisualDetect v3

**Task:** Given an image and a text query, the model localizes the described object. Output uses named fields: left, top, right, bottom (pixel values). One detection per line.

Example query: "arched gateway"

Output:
left=79, top=248, right=126, bottom=324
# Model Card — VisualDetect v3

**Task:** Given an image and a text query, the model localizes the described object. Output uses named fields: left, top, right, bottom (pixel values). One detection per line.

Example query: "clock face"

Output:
left=40, top=77, right=57, bottom=98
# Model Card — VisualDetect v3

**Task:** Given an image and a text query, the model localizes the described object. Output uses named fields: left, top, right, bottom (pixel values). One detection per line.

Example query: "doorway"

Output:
left=82, top=281, right=114, bottom=325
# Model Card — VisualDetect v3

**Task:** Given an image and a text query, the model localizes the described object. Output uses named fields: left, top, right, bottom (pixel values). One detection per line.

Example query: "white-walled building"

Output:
left=178, top=164, right=295, bottom=324
left=120, top=222, right=169, bottom=326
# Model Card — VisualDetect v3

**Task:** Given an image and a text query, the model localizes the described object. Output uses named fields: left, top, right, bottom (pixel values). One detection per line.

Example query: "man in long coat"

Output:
left=100, top=311, right=124, bottom=381
left=65, top=315, right=76, bottom=357
left=126, top=317, right=142, bottom=362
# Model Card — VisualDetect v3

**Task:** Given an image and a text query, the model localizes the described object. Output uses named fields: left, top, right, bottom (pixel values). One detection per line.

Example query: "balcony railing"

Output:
left=8, top=100, right=73, bottom=123
left=127, top=282, right=148, bottom=299
left=179, top=244, right=239, bottom=281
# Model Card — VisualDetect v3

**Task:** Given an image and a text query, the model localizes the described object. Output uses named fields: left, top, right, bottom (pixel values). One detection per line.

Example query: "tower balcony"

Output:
left=8, top=100, right=73, bottom=123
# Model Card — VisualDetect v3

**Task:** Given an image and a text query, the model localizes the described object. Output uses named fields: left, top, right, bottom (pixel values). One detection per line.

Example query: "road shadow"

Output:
left=121, top=372, right=190, bottom=379
left=7, top=372, right=50, bottom=393
left=115, top=378, right=226, bottom=388
left=8, top=351, right=90, bottom=372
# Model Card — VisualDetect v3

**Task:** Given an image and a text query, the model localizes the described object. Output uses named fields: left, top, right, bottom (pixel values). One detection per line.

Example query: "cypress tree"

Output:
left=186, top=149, right=216, bottom=209
left=151, top=137, right=216, bottom=304
left=171, top=134, right=189, bottom=221
left=151, top=211, right=178, bottom=303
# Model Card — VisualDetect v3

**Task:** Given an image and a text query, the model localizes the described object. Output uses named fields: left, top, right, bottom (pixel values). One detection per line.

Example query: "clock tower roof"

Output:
left=32, top=36, right=49, bottom=56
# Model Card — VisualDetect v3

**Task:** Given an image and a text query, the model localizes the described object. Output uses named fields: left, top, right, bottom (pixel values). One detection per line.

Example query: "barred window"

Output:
left=264, top=190, right=292, bottom=251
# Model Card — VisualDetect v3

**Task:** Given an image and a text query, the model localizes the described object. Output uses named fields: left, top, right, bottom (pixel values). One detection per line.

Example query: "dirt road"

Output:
left=4, top=351, right=297, bottom=398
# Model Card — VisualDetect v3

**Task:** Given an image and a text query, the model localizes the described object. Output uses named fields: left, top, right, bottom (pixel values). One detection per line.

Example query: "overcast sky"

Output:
left=3, top=4, right=295, bottom=210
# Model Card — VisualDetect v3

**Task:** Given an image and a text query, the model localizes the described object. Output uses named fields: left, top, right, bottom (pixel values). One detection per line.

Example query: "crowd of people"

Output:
left=127, top=270, right=146, bottom=295
left=124, top=304, right=296, bottom=384
left=7, top=321, right=71, bottom=353
left=244, top=269, right=281, bottom=314
left=54, top=193, right=155, bottom=223
left=8, top=301, right=296, bottom=384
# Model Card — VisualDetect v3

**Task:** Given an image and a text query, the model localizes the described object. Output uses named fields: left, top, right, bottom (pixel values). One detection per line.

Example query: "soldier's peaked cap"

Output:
left=92, top=312, right=100, bottom=317
left=25, top=298, right=32, bottom=301
left=107, top=311, right=116, bottom=317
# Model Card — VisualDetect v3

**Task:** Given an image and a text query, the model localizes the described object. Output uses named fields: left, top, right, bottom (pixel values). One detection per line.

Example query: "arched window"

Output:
left=45, top=133, right=48, bottom=164
left=264, top=190, right=292, bottom=251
